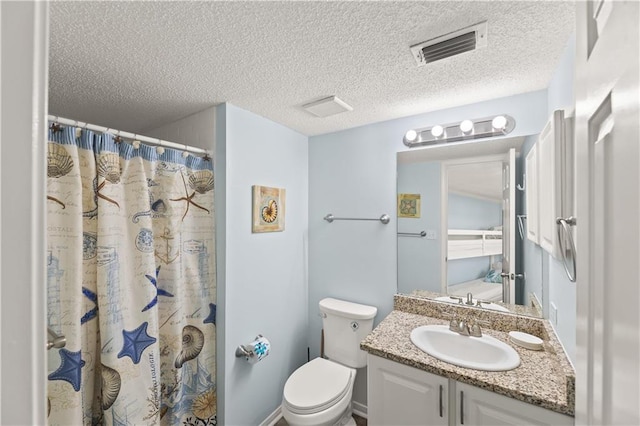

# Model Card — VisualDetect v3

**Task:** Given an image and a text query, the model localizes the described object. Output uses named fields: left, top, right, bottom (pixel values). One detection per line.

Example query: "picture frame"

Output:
left=252, top=185, right=286, bottom=233
left=398, top=193, right=421, bottom=218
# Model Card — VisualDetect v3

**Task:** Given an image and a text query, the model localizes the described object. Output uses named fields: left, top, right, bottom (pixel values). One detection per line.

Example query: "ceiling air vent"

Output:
left=410, top=21, right=487, bottom=66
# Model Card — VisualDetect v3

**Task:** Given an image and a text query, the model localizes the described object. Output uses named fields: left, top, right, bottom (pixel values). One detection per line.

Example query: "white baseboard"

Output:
left=260, top=405, right=283, bottom=426
left=352, top=401, right=368, bottom=419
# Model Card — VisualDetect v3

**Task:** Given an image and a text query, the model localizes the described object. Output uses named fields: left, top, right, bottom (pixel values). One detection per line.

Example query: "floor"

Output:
left=275, top=414, right=367, bottom=426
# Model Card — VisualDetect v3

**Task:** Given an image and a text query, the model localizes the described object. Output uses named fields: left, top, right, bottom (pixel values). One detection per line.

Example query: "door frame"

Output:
left=0, top=1, right=49, bottom=423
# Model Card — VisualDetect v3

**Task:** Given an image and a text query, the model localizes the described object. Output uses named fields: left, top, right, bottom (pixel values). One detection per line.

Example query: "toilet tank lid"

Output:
left=319, top=298, right=377, bottom=320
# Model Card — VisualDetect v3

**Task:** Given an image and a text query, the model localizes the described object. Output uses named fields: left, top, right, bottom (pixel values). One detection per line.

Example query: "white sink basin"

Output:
left=434, top=296, right=510, bottom=313
left=410, top=325, right=520, bottom=371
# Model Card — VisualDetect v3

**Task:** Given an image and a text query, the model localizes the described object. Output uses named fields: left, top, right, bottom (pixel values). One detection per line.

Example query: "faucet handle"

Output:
left=466, top=319, right=486, bottom=336
left=468, top=321, right=483, bottom=337
left=442, top=312, right=462, bottom=332
left=467, top=319, right=491, bottom=337
left=448, top=296, right=463, bottom=304
left=475, top=299, right=492, bottom=307
left=449, top=319, right=459, bottom=331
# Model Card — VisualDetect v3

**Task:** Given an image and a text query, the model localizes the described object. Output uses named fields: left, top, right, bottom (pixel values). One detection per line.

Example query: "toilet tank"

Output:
left=319, top=298, right=377, bottom=368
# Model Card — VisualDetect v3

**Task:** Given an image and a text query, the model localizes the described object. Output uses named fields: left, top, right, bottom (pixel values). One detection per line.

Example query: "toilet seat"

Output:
left=283, top=358, right=354, bottom=415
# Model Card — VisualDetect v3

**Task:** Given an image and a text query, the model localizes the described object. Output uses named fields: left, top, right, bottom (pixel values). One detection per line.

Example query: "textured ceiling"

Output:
left=49, top=1, right=575, bottom=136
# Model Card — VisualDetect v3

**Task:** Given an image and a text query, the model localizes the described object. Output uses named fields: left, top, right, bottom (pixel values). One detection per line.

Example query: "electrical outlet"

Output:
left=426, top=230, right=437, bottom=240
left=550, top=302, right=558, bottom=325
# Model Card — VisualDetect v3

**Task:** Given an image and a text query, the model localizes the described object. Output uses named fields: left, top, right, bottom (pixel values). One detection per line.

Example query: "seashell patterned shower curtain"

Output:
left=46, top=126, right=216, bottom=425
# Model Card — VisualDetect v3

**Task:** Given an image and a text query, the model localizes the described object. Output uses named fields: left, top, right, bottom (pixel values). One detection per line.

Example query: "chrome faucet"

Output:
left=465, top=292, right=474, bottom=306
left=443, top=313, right=468, bottom=335
left=444, top=314, right=491, bottom=337
left=449, top=318, right=470, bottom=335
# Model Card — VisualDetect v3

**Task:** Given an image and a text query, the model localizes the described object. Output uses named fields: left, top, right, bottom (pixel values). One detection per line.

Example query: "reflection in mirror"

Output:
left=397, top=137, right=542, bottom=317
left=446, top=160, right=504, bottom=301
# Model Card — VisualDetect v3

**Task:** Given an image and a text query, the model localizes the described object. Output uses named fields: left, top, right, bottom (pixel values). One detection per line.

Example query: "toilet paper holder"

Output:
left=235, top=344, right=253, bottom=359
left=235, top=334, right=270, bottom=362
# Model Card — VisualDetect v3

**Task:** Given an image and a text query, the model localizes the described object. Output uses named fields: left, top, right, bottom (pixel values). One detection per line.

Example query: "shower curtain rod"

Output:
left=48, top=115, right=211, bottom=157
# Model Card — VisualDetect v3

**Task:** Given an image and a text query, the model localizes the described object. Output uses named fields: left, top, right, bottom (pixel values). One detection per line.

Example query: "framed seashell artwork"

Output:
left=252, top=185, right=286, bottom=233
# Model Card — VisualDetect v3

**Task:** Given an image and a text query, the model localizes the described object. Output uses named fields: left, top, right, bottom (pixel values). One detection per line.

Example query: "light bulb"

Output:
left=405, top=129, right=418, bottom=142
left=431, top=125, right=444, bottom=138
left=460, top=119, right=473, bottom=134
left=492, top=115, right=507, bottom=130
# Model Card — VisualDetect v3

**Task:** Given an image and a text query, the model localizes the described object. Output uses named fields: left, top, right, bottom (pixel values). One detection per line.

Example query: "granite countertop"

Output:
left=361, top=297, right=575, bottom=417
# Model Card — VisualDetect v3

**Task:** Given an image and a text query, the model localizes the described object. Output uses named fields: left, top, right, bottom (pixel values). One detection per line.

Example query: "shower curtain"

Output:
left=46, top=126, right=216, bottom=426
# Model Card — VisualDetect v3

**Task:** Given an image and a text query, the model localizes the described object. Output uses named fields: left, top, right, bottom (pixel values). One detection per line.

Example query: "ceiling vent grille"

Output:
left=411, top=21, right=487, bottom=66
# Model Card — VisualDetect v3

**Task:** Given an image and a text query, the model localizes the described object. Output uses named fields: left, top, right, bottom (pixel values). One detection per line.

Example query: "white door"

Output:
left=501, top=148, right=516, bottom=304
left=574, top=1, right=640, bottom=425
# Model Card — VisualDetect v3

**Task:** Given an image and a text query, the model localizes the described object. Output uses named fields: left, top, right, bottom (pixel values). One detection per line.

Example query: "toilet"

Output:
left=282, top=298, right=377, bottom=426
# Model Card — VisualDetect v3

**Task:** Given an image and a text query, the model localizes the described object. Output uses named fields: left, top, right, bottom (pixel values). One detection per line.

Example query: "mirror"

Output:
left=397, top=136, right=542, bottom=317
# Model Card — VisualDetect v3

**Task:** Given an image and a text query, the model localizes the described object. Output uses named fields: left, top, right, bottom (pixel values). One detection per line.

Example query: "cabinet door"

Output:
left=368, top=354, right=448, bottom=426
left=456, top=382, right=573, bottom=426
left=525, top=144, right=539, bottom=243
left=537, top=110, right=565, bottom=258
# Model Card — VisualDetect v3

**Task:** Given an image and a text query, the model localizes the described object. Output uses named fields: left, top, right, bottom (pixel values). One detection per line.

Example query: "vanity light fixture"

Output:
left=459, top=119, right=474, bottom=134
left=431, top=125, right=444, bottom=138
left=402, top=114, right=516, bottom=147
left=405, top=129, right=418, bottom=142
left=492, top=115, right=507, bottom=130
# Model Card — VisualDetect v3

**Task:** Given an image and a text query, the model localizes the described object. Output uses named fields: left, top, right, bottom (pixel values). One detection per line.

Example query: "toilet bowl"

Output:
left=281, top=298, right=377, bottom=426
left=281, top=358, right=356, bottom=426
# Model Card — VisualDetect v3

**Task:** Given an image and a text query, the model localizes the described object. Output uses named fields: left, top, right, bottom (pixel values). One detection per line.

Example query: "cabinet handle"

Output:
left=460, top=390, right=464, bottom=425
left=439, top=384, right=443, bottom=417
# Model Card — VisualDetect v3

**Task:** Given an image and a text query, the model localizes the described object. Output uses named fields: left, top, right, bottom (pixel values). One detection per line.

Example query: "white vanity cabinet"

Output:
left=367, top=354, right=573, bottom=426
left=368, top=354, right=448, bottom=426
left=455, top=382, right=573, bottom=426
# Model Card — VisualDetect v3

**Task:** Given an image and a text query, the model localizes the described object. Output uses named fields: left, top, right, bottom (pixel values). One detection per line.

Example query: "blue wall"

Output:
left=448, top=257, right=493, bottom=285
left=448, top=193, right=501, bottom=229
left=397, top=162, right=441, bottom=294
left=217, top=103, right=309, bottom=425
